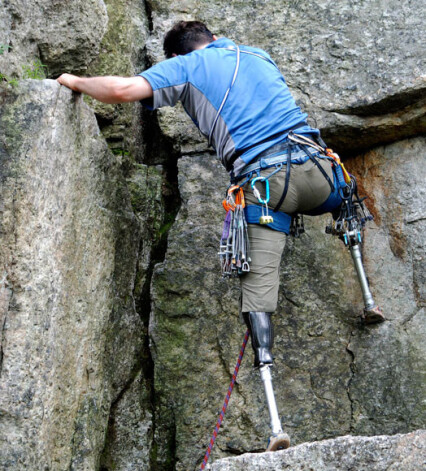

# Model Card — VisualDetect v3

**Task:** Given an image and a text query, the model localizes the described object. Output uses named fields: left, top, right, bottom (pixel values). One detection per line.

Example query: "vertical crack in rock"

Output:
left=144, top=0, right=154, bottom=33
left=346, top=332, right=356, bottom=433
left=139, top=164, right=181, bottom=471
left=0, top=300, right=7, bottom=377
left=0, top=276, right=12, bottom=380
left=100, top=42, right=181, bottom=471
left=99, top=149, right=181, bottom=470
left=0, top=135, right=16, bottom=380
left=136, top=7, right=182, bottom=460
left=93, top=1, right=182, bottom=467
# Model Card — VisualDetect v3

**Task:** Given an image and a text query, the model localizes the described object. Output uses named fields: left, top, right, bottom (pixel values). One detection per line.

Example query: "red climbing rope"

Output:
left=200, top=329, right=250, bottom=470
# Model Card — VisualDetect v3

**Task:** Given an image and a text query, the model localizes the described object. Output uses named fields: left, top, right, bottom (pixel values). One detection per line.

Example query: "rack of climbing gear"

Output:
left=199, top=329, right=250, bottom=470
left=219, top=185, right=251, bottom=277
left=325, top=174, right=373, bottom=246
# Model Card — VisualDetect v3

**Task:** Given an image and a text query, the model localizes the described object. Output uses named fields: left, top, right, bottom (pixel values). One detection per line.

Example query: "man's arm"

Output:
left=56, top=74, right=153, bottom=104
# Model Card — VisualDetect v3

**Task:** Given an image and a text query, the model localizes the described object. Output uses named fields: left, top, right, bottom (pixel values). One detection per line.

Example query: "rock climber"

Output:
left=57, top=20, right=384, bottom=452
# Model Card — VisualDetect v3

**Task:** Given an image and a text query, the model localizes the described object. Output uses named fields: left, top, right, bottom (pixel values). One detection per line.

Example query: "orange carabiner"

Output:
left=222, top=185, right=245, bottom=211
left=326, top=148, right=351, bottom=184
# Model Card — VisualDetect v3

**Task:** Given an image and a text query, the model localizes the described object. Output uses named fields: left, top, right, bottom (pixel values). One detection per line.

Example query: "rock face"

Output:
left=0, top=0, right=425, bottom=470
left=206, top=430, right=426, bottom=470
left=85, top=0, right=150, bottom=157
left=0, top=80, right=162, bottom=469
left=0, top=1, right=108, bottom=78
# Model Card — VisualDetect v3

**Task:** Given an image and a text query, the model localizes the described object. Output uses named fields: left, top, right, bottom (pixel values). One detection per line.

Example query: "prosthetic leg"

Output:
left=350, top=243, right=385, bottom=324
left=243, top=312, right=291, bottom=451
left=327, top=176, right=385, bottom=325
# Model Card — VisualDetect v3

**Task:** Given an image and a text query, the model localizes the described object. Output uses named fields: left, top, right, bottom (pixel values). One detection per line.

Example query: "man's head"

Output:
left=163, top=21, right=215, bottom=59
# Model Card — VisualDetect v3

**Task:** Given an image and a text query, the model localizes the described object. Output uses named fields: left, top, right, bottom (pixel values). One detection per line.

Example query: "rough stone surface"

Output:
left=99, top=372, right=153, bottom=471
left=206, top=430, right=426, bottom=470
left=346, top=137, right=426, bottom=436
left=0, top=0, right=108, bottom=78
left=85, top=0, right=150, bottom=156
left=0, top=1, right=425, bottom=470
left=0, top=80, right=159, bottom=469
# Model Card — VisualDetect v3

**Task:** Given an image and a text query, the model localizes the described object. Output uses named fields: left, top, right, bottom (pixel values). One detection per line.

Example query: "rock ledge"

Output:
left=206, top=430, right=426, bottom=470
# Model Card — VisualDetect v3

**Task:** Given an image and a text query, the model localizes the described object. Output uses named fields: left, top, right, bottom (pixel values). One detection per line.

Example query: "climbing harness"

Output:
left=219, top=185, right=251, bottom=277
left=200, top=329, right=250, bottom=470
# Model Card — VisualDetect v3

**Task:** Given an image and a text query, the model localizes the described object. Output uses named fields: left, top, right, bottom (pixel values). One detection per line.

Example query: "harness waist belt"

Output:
left=226, top=121, right=308, bottom=172
left=237, top=147, right=329, bottom=179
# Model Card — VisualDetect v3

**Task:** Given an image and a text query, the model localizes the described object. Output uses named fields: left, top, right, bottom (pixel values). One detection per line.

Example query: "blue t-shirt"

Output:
left=139, top=38, right=318, bottom=175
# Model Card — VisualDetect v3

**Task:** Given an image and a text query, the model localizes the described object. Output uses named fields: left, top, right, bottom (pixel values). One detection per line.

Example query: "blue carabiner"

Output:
left=251, top=176, right=270, bottom=204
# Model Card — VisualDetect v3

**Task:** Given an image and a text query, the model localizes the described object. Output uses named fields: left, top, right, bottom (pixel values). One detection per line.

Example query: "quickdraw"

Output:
left=219, top=185, right=250, bottom=276
left=324, top=147, right=351, bottom=184
left=222, top=184, right=245, bottom=211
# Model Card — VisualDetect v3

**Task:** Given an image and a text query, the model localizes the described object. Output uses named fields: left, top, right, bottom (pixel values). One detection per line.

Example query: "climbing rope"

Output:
left=200, top=329, right=250, bottom=470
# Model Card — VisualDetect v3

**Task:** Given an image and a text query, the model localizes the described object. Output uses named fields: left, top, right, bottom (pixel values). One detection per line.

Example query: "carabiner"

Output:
left=251, top=177, right=270, bottom=204
left=222, top=185, right=245, bottom=211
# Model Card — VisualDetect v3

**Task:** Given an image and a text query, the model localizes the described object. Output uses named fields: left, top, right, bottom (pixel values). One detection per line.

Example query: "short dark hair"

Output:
left=163, top=21, right=214, bottom=59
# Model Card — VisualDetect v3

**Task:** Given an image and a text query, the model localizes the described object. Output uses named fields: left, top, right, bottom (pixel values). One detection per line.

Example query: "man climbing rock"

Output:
left=57, top=20, right=384, bottom=452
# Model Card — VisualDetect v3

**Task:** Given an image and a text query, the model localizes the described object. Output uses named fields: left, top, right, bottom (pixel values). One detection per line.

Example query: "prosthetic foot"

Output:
left=363, top=305, right=385, bottom=324
left=266, top=432, right=291, bottom=451
left=243, top=312, right=291, bottom=451
left=350, top=244, right=385, bottom=324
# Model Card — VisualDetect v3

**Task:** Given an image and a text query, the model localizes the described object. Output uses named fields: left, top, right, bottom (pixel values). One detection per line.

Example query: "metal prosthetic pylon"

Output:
left=325, top=173, right=385, bottom=325
left=244, top=311, right=291, bottom=450
left=259, top=364, right=290, bottom=451
left=349, top=244, right=385, bottom=324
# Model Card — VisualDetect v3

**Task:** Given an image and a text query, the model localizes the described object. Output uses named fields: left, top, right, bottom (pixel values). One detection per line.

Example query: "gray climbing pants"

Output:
left=239, top=157, right=334, bottom=313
